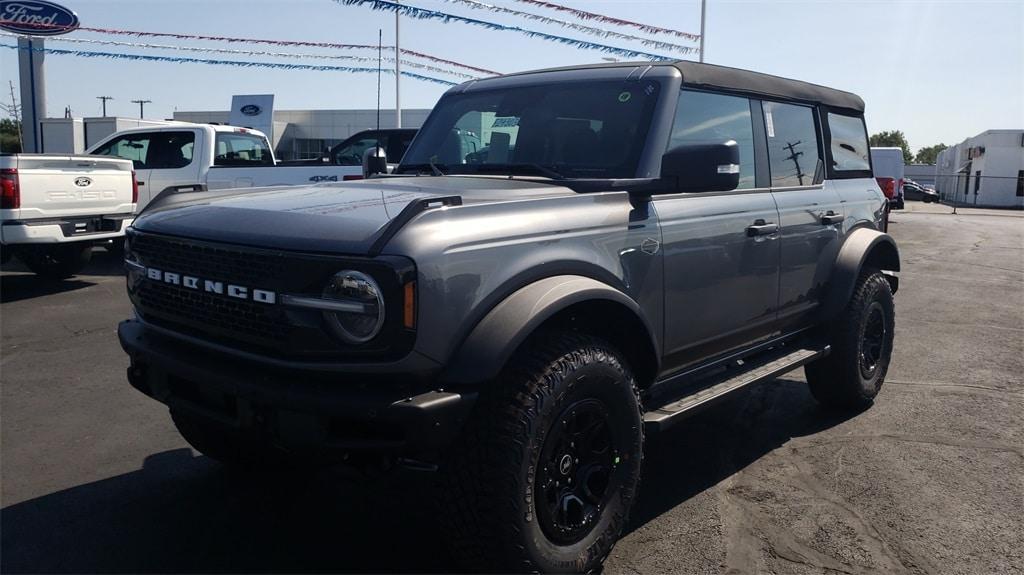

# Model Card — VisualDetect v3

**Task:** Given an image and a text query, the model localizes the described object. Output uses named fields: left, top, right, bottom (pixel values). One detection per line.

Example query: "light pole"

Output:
left=97, top=95, right=113, bottom=117
left=699, top=0, right=707, bottom=63
left=395, top=0, right=401, bottom=129
left=131, top=99, right=151, bottom=119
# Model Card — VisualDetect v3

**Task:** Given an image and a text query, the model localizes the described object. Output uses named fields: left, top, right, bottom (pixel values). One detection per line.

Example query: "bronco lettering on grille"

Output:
left=144, top=267, right=276, bottom=304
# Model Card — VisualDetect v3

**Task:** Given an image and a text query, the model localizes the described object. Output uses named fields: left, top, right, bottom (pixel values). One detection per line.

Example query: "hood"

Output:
left=132, top=176, right=573, bottom=254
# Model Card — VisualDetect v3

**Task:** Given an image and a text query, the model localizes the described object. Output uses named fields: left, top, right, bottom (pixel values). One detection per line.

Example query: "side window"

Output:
left=213, top=133, right=274, bottom=166
left=827, top=113, right=870, bottom=172
left=333, top=134, right=383, bottom=166
left=763, top=101, right=821, bottom=187
left=144, top=131, right=195, bottom=169
left=386, top=133, right=415, bottom=163
left=670, top=90, right=755, bottom=189
left=92, top=134, right=150, bottom=169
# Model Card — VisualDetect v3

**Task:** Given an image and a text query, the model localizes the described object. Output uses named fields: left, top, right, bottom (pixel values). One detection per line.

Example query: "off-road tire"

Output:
left=439, top=331, right=644, bottom=573
left=171, top=409, right=284, bottom=469
left=806, top=269, right=895, bottom=410
left=19, top=244, right=92, bottom=279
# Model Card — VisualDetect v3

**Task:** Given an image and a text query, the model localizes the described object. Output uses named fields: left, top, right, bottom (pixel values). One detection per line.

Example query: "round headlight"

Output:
left=322, top=270, right=385, bottom=344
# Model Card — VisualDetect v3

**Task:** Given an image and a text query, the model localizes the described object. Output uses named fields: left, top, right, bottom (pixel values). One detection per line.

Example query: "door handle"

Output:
left=820, top=211, right=845, bottom=225
left=746, top=220, right=779, bottom=237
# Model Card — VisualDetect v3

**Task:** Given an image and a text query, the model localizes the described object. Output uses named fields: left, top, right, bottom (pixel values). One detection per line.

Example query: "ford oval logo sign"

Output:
left=74, top=177, right=92, bottom=187
left=0, top=0, right=80, bottom=36
left=240, top=104, right=261, bottom=117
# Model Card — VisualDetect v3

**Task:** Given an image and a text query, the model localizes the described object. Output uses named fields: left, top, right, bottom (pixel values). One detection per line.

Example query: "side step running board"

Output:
left=643, top=345, right=829, bottom=432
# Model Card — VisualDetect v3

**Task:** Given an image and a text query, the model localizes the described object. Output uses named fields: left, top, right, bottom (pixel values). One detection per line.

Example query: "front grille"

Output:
left=130, top=232, right=287, bottom=287
left=126, top=230, right=416, bottom=360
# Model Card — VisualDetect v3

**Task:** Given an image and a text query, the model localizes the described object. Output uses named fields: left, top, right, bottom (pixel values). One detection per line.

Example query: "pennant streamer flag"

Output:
left=437, top=0, right=696, bottom=54
left=512, top=0, right=699, bottom=40
left=335, top=0, right=672, bottom=61
left=0, top=33, right=480, bottom=80
left=1, top=43, right=459, bottom=86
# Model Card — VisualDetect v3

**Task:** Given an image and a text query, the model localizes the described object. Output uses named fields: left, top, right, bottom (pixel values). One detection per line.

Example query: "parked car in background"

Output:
left=277, top=128, right=419, bottom=169
left=870, top=147, right=905, bottom=209
left=903, top=180, right=939, bottom=203
left=118, top=60, right=898, bottom=573
left=1, top=153, right=135, bottom=278
left=88, top=124, right=365, bottom=211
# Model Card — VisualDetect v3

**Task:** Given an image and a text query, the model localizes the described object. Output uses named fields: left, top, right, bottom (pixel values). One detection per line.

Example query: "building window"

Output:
left=974, top=170, right=981, bottom=193
left=1017, top=170, right=1023, bottom=197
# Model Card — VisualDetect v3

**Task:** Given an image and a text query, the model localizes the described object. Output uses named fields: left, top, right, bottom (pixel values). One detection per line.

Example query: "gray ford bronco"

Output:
left=119, top=61, right=897, bottom=572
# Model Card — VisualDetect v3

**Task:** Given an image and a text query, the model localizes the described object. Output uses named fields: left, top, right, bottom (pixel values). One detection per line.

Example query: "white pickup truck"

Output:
left=1, top=153, right=136, bottom=278
left=87, top=124, right=363, bottom=209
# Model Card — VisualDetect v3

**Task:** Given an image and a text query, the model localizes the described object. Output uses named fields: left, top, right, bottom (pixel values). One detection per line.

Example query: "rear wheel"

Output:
left=806, top=269, right=895, bottom=410
left=19, top=244, right=93, bottom=279
left=440, top=332, right=643, bottom=573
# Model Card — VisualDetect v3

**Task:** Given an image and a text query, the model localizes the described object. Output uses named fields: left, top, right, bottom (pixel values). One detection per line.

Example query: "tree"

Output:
left=0, top=118, right=22, bottom=153
left=914, top=143, right=948, bottom=165
left=869, top=130, right=912, bottom=164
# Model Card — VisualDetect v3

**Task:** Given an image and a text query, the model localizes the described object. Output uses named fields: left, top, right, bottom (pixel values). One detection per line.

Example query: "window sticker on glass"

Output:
left=765, top=110, right=776, bottom=138
left=618, top=91, right=632, bottom=103
left=492, top=117, right=519, bottom=128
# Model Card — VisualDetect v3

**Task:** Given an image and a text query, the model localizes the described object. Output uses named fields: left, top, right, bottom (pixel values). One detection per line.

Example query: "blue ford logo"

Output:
left=0, top=0, right=80, bottom=36
left=240, top=104, right=261, bottom=117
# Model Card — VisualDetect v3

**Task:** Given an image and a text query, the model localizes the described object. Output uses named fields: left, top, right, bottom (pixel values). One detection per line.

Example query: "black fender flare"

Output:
left=819, top=227, right=900, bottom=321
left=440, top=275, right=658, bottom=386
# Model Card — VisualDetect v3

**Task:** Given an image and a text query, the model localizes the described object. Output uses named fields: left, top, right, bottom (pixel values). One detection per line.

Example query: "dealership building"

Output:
left=173, top=108, right=432, bottom=161
left=934, top=130, right=1024, bottom=208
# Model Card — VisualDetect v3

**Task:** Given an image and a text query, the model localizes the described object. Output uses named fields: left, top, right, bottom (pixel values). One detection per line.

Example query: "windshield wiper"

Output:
left=396, top=162, right=446, bottom=176
left=468, top=163, right=566, bottom=180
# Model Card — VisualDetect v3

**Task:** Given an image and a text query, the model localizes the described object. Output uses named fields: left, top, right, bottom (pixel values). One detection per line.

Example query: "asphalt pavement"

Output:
left=1, top=203, right=1021, bottom=574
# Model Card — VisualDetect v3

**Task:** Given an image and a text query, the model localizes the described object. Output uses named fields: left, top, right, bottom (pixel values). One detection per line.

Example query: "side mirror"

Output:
left=362, top=146, right=387, bottom=178
left=660, top=141, right=740, bottom=193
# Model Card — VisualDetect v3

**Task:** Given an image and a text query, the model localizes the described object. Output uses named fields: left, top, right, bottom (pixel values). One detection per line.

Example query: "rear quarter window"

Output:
left=214, top=133, right=274, bottom=166
left=827, top=113, right=871, bottom=173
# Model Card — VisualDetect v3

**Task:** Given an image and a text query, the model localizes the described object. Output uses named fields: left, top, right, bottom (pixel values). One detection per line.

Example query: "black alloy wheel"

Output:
left=535, top=398, right=619, bottom=545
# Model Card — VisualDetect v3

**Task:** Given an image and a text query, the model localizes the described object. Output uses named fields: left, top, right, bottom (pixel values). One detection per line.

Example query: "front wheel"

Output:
left=19, top=243, right=93, bottom=279
left=440, top=332, right=643, bottom=573
left=806, top=269, right=895, bottom=410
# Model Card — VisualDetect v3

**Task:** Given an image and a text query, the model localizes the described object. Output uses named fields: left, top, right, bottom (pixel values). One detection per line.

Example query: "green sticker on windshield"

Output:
left=618, top=91, right=632, bottom=103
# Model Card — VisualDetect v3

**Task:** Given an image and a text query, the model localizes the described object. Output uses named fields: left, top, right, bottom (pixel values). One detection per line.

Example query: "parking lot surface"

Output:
left=2, top=204, right=1022, bottom=574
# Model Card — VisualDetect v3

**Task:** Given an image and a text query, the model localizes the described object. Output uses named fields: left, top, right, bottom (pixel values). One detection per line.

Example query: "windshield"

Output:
left=397, top=79, right=662, bottom=179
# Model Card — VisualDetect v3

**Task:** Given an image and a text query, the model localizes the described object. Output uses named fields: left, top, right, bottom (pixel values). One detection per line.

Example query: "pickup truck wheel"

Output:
left=19, top=244, right=92, bottom=279
left=806, top=269, right=895, bottom=410
left=439, top=332, right=643, bottom=573
left=171, top=409, right=283, bottom=469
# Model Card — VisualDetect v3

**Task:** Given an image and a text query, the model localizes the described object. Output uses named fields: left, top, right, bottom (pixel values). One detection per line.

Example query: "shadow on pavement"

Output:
left=1, top=378, right=857, bottom=573
left=1, top=249, right=125, bottom=303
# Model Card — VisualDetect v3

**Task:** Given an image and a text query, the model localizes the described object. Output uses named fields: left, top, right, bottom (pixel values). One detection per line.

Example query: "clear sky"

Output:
left=1, top=0, right=1022, bottom=153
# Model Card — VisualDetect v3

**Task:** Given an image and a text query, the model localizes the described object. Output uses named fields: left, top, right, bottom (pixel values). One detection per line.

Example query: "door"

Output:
left=656, top=90, right=781, bottom=371
left=91, top=130, right=200, bottom=209
left=762, top=101, right=844, bottom=325
left=142, top=130, right=201, bottom=203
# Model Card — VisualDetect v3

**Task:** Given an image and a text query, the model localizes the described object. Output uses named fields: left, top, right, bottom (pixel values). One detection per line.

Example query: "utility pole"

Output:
left=699, top=0, right=707, bottom=63
left=5, top=81, right=22, bottom=151
left=131, top=99, right=151, bottom=119
left=96, top=95, right=113, bottom=117
left=783, top=140, right=805, bottom=186
left=395, top=0, right=401, bottom=128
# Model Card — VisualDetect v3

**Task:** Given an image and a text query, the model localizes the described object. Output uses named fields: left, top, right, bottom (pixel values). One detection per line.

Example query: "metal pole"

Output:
left=395, top=0, right=401, bottom=129
left=131, top=99, right=151, bottom=119
left=699, top=0, right=706, bottom=63
left=97, top=96, right=113, bottom=117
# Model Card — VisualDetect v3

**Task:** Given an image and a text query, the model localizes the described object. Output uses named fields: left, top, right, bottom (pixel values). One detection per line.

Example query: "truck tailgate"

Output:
left=10, top=155, right=135, bottom=220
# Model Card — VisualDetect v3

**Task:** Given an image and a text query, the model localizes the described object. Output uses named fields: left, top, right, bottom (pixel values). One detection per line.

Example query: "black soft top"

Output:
left=490, top=60, right=865, bottom=114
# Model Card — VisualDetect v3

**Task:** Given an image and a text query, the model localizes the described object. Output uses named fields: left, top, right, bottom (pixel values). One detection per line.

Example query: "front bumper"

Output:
left=1, top=215, right=132, bottom=245
left=118, top=318, right=476, bottom=461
